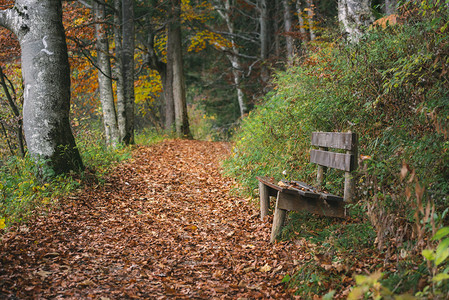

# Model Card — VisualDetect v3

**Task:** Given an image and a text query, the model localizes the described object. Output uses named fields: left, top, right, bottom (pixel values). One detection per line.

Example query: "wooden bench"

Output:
left=256, top=132, right=358, bottom=243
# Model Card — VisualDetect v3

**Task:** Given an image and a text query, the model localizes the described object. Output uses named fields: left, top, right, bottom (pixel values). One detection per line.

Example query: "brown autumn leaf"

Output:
left=0, top=140, right=310, bottom=299
left=400, top=162, right=409, bottom=181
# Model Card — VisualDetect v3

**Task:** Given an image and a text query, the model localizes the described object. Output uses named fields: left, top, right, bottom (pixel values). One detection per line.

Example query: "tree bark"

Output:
left=296, top=0, right=307, bottom=38
left=167, top=0, right=190, bottom=137
left=306, top=0, right=316, bottom=41
left=94, top=2, right=120, bottom=148
left=114, top=0, right=127, bottom=143
left=259, top=0, right=270, bottom=84
left=283, top=0, right=294, bottom=64
left=384, top=0, right=397, bottom=15
left=0, top=0, right=83, bottom=175
left=338, top=0, right=374, bottom=43
left=120, top=0, right=135, bottom=144
left=165, top=26, right=175, bottom=132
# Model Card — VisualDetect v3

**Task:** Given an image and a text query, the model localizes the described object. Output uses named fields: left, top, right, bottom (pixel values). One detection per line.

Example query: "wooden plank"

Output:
left=320, top=192, right=343, bottom=202
left=279, top=180, right=320, bottom=198
left=311, top=132, right=357, bottom=150
left=256, top=176, right=285, bottom=192
left=259, top=181, right=270, bottom=220
left=270, top=193, right=288, bottom=243
left=310, top=149, right=355, bottom=171
left=276, top=192, right=346, bottom=218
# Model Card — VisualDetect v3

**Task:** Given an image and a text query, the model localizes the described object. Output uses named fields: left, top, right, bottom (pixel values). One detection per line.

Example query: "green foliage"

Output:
left=0, top=154, right=80, bottom=228
left=222, top=1, right=449, bottom=297
left=223, top=1, right=449, bottom=218
left=134, top=128, right=166, bottom=146
left=188, top=103, right=226, bottom=141
left=418, top=227, right=449, bottom=298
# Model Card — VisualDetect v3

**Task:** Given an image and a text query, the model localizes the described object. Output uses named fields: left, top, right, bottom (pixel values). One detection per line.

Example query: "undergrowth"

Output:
left=223, top=0, right=449, bottom=298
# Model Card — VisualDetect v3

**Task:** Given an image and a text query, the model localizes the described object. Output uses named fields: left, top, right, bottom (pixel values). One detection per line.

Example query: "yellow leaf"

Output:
left=260, top=263, right=271, bottom=272
left=0, top=218, right=5, bottom=229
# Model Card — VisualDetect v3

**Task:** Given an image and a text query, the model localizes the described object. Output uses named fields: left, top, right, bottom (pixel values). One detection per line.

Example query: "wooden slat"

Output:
left=256, top=176, right=285, bottom=192
left=310, top=149, right=354, bottom=171
left=276, top=192, right=346, bottom=218
left=311, top=132, right=357, bottom=150
left=259, top=181, right=270, bottom=220
left=257, top=177, right=320, bottom=198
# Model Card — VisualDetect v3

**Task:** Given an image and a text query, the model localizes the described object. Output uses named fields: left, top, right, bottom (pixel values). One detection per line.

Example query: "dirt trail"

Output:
left=1, top=140, right=305, bottom=299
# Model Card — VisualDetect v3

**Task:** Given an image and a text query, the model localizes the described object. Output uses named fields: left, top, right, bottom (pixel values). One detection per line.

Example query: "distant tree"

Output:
left=93, top=1, right=120, bottom=148
left=168, top=0, right=190, bottom=137
left=0, top=0, right=83, bottom=175
left=338, top=0, right=374, bottom=43
left=118, top=0, right=136, bottom=144
left=283, top=0, right=294, bottom=64
left=384, top=0, right=397, bottom=15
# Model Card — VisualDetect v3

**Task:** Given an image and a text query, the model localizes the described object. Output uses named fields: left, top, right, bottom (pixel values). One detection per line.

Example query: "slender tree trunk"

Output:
left=168, top=0, right=191, bottom=137
left=0, top=65, right=25, bottom=157
left=306, top=0, right=316, bottom=40
left=165, top=29, right=175, bottom=132
left=259, top=0, right=270, bottom=84
left=143, top=20, right=169, bottom=130
left=274, top=0, right=281, bottom=57
left=384, top=0, right=397, bottom=15
left=94, top=2, right=120, bottom=148
left=283, top=0, right=294, bottom=64
left=0, top=0, right=83, bottom=175
left=120, top=0, right=135, bottom=144
left=338, top=0, right=374, bottom=43
left=214, top=0, right=247, bottom=117
left=114, top=0, right=127, bottom=144
left=296, top=0, right=307, bottom=37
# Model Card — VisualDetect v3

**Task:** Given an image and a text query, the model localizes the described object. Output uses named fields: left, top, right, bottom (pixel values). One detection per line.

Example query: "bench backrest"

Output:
left=310, top=132, right=358, bottom=202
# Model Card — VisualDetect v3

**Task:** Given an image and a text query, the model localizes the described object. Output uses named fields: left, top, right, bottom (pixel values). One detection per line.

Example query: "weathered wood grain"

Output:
left=270, top=193, right=288, bottom=243
left=311, top=132, right=357, bottom=150
left=310, top=149, right=355, bottom=171
left=276, top=192, right=346, bottom=219
left=259, top=181, right=270, bottom=220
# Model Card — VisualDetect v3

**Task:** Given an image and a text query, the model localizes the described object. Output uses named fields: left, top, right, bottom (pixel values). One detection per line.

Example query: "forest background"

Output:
left=1, top=0, right=449, bottom=298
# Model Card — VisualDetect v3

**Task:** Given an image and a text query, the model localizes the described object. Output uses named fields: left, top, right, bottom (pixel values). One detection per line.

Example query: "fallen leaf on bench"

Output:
left=278, top=181, right=287, bottom=187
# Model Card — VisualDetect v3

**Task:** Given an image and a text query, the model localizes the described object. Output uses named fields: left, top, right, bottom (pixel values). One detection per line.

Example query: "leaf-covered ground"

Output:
left=0, top=140, right=309, bottom=299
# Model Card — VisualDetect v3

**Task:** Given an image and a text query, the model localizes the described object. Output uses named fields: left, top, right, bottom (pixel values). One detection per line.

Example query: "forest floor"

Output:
left=0, top=140, right=310, bottom=299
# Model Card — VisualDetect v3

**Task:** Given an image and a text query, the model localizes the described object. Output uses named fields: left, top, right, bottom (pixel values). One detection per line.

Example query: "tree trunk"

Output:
left=283, top=0, right=294, bottom=64
left=165, top=28, right=175, bottom=132
left=94, top=2, right=120, bottom=148
left=338, top=0, right=374, bottom=43
left=167, top=0, right=190, bottom=137
left=384, top=0, right=397, bottom=15
left=259, top=0, right=270, bottom=84
left=296, top=0, right=307, bottom=37
left=306, top=0, right=316, bottom=40
left=214, top=0, right=247, bottom=117
left=114, top=0, right=127, bottom=144
left=120, top=0, right=135, bottom=144
left=0, top=0, right=83, bottom=175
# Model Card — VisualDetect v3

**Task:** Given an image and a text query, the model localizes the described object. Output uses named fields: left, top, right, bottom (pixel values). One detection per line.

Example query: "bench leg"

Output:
left=270, top=193, right=287, bottom=243
left=259, top=181, right=270, bottom=220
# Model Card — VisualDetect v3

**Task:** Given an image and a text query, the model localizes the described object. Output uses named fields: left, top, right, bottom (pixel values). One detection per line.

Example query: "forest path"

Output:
left=1, top=140, right=306, bottom=299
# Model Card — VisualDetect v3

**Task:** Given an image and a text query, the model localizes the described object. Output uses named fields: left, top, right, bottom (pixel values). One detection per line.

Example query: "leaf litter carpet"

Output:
left=1, top=140, right=306, bottom=299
